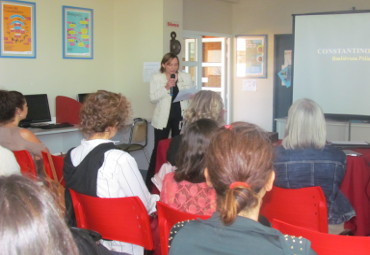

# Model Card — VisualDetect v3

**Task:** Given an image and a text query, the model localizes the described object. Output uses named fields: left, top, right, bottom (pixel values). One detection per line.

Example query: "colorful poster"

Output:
left=0, top=1, right=35, bottom=58
left=63, top=6, right=93, bottom=59
left=245, top=39, right=264, bottom=75
left=236, top=35, right=267, bottom=78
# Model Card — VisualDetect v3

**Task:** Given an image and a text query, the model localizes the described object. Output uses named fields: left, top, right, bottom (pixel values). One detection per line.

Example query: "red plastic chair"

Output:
left=156, top=201, right=211, bottom=255
left=13, top=150, right=37, bottom=179
left=56, top=96, right=81, bottom=125
left=152, top=138, right=172, bottom=194
left=260, top=186, right=328, bottom=233
left=69, top=189, right=153, bottom=250
left=155, top=138, right=172, bottom=174
left=41, top=151, right=65, bottom=186
left=272, top=219, right=370, bottom=255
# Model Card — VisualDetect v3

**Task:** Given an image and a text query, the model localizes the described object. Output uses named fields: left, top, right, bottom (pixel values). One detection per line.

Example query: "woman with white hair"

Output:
left=274, top=98, right=355, bottom=234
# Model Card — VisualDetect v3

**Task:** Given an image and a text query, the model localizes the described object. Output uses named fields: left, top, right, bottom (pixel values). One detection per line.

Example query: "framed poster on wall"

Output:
left=62, top=6, right=93, bottom=59
left=236, top=35, right=267, bottom=78
left=0, top=0, right=36, bottom=58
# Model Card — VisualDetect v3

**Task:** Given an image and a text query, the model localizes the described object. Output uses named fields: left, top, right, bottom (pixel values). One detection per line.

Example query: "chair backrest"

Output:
left=69, top=189, right=153, bottom=250
left=129, top=118, right=148, bottom=146
left=41, top=151, right=65, bottom=186
left=13, top=150, right=37, bottom=179
left=260, top=186, right=328, bottom=233
left=272, top=219, right=370, bottom=255
left=56, top=96, right=81, bottom=125
left=155, top=138, right=172, bottom=174
left=151, top=138, right=172, bottom=194
left=156, top=201, right=211, bottom=255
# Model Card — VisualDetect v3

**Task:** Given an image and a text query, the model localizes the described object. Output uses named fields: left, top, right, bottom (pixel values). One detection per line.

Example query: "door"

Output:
left=273, top=34, right=293, bottom=131
left=182, top=32, right=231, bottom=123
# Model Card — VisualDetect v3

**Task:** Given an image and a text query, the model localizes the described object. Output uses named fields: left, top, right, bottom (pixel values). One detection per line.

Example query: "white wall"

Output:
left=183, top=0, right=233, bottom=35
left=113, top=0, right=183, bottom=120
left=112, top=0, right=164, bottom=120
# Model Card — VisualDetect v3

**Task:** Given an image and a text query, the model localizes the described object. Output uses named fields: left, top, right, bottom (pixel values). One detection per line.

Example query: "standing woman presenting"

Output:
left=147, top=53, right=194, bottom=188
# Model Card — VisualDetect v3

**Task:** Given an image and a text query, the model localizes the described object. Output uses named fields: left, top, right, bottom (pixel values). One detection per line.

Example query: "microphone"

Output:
left=170, top=74, right=176, bottom=96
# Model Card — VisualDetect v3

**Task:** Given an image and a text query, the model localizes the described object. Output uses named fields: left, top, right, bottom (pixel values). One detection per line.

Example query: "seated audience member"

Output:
left=160, top=119, right=218, bottom=215
left=274, top=98, right=355, bottom=234
left=0, top=145, right=21, bottom=176
left=0, top=90, right=47, bottom=158
left=166, top=90, right=224, bottom=165
left=0, top=175, right=80, bottom=255
left=147, top=90, right=224, bottom=190
left=64, top=90, right=159, bottom=255
left=169, top=122, right=316, bottom=255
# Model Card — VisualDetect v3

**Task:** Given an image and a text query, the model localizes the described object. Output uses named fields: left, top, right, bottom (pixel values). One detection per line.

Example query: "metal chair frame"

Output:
left=117, top=118, right=149, bottom=160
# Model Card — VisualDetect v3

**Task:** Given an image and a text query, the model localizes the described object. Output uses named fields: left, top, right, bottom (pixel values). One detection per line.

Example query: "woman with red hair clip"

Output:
left=168, top=122, right=316, bottom=255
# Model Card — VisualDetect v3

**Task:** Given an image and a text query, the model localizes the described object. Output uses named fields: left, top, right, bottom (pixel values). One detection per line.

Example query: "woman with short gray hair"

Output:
left=274, top=98, right=355, bottom=234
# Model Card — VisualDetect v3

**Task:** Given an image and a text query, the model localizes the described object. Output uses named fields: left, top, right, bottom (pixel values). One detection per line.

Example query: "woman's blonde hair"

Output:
left=282, top=98, right=326, bottom=150
left=183, top=90, right=224, bottom=129
left=205, top=122, right=274, bottom=225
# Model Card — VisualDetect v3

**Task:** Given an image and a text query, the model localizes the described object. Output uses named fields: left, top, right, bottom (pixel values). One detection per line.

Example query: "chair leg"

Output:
left=143, top=148, right=150, bottom=164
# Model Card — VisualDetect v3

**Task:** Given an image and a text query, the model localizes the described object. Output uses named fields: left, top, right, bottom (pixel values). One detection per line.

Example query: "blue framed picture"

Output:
left=0, top=0, right=36, bottom=58
left=62, top=6, right=93, bottom=59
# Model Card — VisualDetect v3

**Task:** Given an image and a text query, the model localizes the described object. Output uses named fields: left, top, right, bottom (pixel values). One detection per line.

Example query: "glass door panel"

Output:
left=183, top=31, right=230, bottom=123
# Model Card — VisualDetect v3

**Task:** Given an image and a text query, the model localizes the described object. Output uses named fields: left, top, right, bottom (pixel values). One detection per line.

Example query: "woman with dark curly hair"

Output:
left=0, top=90, right=47, bottom=157
left=64, top=90, right=159, bottom=255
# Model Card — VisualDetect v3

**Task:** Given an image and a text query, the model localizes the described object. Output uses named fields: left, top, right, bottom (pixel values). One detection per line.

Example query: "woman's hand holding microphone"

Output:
left=166, top=73, right=177, bottom=96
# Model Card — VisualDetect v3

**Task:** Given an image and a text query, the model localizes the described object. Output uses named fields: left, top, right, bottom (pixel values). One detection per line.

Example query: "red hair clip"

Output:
left=229, top=182, right=250, bottom=189
left=224, top=124, right=232, bottom=130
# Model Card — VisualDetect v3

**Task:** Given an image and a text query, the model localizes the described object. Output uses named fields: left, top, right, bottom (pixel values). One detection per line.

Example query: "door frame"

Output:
left=183, top=30, right=232, bottom=123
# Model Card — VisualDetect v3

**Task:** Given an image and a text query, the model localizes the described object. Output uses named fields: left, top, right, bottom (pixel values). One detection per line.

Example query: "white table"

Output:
left=31, top=124, right=154, bottom=170
left=275, top=118, right=370, bottom=142
left=31, top=126, right=83, bottom=154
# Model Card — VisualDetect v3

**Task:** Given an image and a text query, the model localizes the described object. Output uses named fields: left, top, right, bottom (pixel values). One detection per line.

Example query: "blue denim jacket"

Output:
left=274, top=145, right=355, bottom=224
